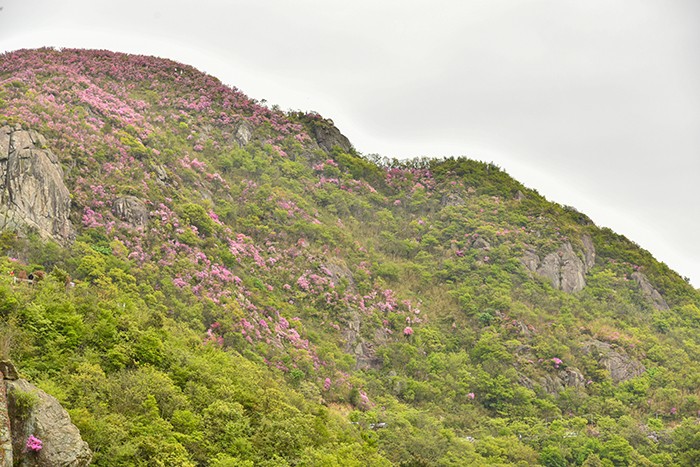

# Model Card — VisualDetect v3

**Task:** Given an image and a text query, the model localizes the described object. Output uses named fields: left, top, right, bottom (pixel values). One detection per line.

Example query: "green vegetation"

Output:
left=0, top=48, right=698, bottom=465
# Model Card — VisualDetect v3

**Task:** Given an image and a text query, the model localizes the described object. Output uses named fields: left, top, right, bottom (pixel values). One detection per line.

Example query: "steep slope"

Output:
left=0, top=48, right=699, bottom=466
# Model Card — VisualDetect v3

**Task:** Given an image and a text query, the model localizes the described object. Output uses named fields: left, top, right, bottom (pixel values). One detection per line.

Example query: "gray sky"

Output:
left=1, top=0, right=698, bottom=287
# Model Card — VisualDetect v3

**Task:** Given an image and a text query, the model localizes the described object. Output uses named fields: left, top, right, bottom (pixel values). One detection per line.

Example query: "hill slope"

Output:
left=1, top=47, right=699, bottom=466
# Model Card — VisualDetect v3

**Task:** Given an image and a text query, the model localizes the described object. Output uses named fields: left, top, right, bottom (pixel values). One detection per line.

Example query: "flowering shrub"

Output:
left=26, top=435, right=42, bottom=452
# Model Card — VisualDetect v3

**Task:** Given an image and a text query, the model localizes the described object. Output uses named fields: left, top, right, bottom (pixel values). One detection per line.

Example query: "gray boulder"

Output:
left=7, top=379, right=92, bottom=467
left=523, top=238, right=595, bottom=293
left=631, top=272, right=669, bottom=311
left=308, top=118, right=352, bottom=154
left=583, top=340, right=645, bottom=383
left=0, top=126, right=73, bottom=244
left=540, top=367, right=586, bottom=394
left=581, top=234, right=596, bottom=271
left=112, top=195, right=149, bottom=227
left=233, top=121, right=254, bottom=146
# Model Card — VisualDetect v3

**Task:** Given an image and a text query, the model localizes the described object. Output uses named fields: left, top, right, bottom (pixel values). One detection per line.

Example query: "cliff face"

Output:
left=522, top=235, right=596, bottom=293
left=0, top=125, right=73, bottom=244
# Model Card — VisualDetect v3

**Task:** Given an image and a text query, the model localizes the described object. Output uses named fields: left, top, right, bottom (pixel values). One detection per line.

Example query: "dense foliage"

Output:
left=1, top=48, right=699, bottom=466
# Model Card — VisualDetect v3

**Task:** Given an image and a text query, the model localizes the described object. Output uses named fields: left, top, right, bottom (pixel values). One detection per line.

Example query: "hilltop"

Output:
left=0, top=48, right=699, bottom=466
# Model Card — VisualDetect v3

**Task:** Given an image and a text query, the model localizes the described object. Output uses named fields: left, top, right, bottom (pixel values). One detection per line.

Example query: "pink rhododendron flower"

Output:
left=26, top=435, right=42, bottom=452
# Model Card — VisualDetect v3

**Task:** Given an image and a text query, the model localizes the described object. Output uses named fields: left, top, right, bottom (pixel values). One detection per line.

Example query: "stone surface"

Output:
left=581, top=234, right=596, bottom=272
left=234, top=121, right=254, bottom=146
left=308, top=118, right=353, bottom=154
left=541, top=367, right=586, bottom=394
left=322, top=262, right=357, bottom=292
left=112, top=196, right=149, bottom=227
left=523, top=239, right=594, bottom=293
left=441, top=192, right=466, bottom=207
left=557, top=243, right=587, bottom=293
left=631, top=272, right=669, bottom=311
left=152, top=163, right=169, bottom=184
left=583, top=340, right=645, bottom=383
left=0, top=363, right=17, bottom=381
left=0, top=126, right=73, bottom=244
left=471, top=237, right=491, bottom=250
left=522, top=248, right=539, bottom=273
left=0, top=373, right=11, bottom=467
left=7, top=379, right=92, bottom=467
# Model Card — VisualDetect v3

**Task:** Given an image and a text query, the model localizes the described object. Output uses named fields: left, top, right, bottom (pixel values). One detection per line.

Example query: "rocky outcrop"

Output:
left=519, top=365, right=586, bottom=395
left=7, top=378, right=92, bottom=467
left=0, top=125, right=73, bottom=244
left=307, top=118, right=353, bottom=154
left=0, top=366, right=11, bottom=467
left=581, top=234, right=596, bottom=272
left=322, top=262, right=357, bottom=292
left=233, top=121, right=254, bottom=146
left=540, top=367, right=586, bottom=395
left=583, top=340, right=645, bottom=383
left=631, top=272, right=669, bottom=311
left=152, top=163, right=170, bottom=185
left=471, top=237, right=491, bottom=250
left=324, top=262, right=385, bottom=369
left=523, top=237, right=595, bottom=293
left=441, top=192, right=466, bottom=207
left=112, top=196, right=149, bottom=227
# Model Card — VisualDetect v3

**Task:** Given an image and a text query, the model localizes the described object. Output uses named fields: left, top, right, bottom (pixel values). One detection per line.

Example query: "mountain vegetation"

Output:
left=0, top=47, right=699, bottom=466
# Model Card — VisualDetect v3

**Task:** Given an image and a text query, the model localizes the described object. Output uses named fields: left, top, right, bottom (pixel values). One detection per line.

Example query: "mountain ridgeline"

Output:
left=0, top=48, right=699, bottom=466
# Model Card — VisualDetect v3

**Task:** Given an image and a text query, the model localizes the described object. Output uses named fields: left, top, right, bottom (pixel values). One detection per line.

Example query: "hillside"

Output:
left=0, top=47, right=699, bottom=466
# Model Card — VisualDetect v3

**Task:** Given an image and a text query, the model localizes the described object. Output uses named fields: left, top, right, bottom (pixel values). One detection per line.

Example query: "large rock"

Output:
left=540, top=367, right=586, bottom=395
left=0, top=126, right=73, bottom=244
left=0, top=372, right=11, bottom=467
left=112, top=196, right=149, bottom=227
left=581, top=234, right=596, bottom=271
left=233, top=121, right=254, bottom=146
left=631, top=272, right=669, bottom=311
left=7, top=379, right=92, bottom=467
left=527, top=243, right=586, bottom=292
left=523, top=238, right=595, bottom=293
left=583, top=340, right=645, bottom=384
left=307, top=117, right=353, bottom=154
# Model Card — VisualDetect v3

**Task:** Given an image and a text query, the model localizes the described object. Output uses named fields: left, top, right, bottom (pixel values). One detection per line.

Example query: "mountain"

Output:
left=0, top=47, right=699, bottom=466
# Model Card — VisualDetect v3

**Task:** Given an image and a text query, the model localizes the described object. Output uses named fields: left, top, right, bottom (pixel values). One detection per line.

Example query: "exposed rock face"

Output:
left=523, top=238, right=595, bottom=293
left=441, top=192, right=466, bottom=207
left=0, top=126, right=73, bottom=244
left=308, top=118, right=353, bottom=154
left=540, top=367, right=586, bottom=395
left=112, top=196, right=149, bottom=227
left=631, top=272, right=669, bottom=311
left=152, top=163, right=169, bottom=185
left=0, top=362, right=18, bottom=381
left=522, top=248, right=540, bottom=273
left=233, top=121, right=254, bottom=146
left=0, top=370, right=11, bottom=467
left=581, top=234, right=596, bottom=271
left=471, top=237, right=491, bottom=250
left=324, top=261, right=384, bottom=369
left=583, top=340, right=645, bottom=384
left=322, top=262, right=357, bottom=292
left=7, top=379, right=92, bottom=467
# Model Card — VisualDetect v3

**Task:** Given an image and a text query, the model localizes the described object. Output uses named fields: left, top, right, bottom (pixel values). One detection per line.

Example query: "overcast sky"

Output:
left=1, top=0, right=698, bottom=287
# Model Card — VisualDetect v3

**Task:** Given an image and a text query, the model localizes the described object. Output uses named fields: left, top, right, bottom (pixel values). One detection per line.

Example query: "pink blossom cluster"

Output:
left=26, top=435, right=42, bottom=452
